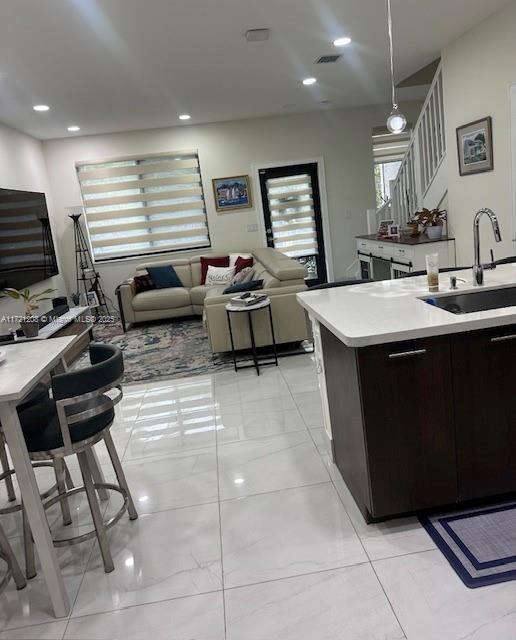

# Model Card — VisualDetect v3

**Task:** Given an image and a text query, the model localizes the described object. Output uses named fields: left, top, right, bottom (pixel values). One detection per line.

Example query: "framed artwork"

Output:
left=387, top=223, right=400, bottom=238
left=456, top=116, right=493, bottom=176
left=377, top=219, right=394, bottom=237
left=86, top=291, right=99, bottom=308
left=212, top=175, right=252, bottom=211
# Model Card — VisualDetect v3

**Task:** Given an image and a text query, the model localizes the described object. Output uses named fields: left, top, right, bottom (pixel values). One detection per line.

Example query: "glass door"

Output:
left=259, top=163, right=327, bottom=286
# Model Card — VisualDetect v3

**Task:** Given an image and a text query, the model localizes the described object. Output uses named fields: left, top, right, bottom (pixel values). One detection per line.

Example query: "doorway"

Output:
left=258, top=162, right=328, bottom=285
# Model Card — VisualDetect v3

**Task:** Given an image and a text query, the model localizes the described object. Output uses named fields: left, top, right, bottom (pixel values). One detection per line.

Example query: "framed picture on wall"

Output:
left=212, top=175, right=252, bottom=211
left=456, top=116, right=494, bottom=176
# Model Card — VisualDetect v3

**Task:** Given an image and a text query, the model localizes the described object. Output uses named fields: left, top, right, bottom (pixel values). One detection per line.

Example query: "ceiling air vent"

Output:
left=245, top=29, right=270, bottom=42
left=315, top=54, right=342, bottom=64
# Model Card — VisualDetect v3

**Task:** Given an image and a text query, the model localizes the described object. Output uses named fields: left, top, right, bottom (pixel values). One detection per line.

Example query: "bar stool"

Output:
left=0, top=384, right=75, bottom=579
left=0, top=522, right=26, bottom=593
left=19, top=343, right=137, bottom=574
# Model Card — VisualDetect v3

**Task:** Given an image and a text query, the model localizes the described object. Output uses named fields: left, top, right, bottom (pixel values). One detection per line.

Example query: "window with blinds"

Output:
left=372, top=126, right=412, bottom=164
left=265, top=174, right=318, bottom=258
left=76, top=151, right=210, bottom=261
left=372, top=126, right=412, bottom=208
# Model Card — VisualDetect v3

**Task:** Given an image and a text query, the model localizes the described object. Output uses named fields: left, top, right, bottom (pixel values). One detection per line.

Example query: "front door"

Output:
left=258, top=162, right=328, bottom=285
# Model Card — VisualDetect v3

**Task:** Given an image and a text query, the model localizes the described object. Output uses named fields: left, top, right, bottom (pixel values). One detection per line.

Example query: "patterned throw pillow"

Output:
left=229, top=253, right=252, bottom=268
left=133, top=274, right=155, bottom=294
left=205, top=265, right=236, bottom=287
left=200, top=256, right=230, bottom=284
left=234, top=256, right=254, bottom=273
left=231, top=266, right=253, bottom=284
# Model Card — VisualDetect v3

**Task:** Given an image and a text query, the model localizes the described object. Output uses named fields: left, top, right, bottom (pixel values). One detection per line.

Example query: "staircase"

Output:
left=373, top=62, right=448, bottom=230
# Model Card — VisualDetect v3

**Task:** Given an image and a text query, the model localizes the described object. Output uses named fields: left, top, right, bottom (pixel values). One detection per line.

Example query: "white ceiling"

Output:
left=0, top=0, right=510, bottom=139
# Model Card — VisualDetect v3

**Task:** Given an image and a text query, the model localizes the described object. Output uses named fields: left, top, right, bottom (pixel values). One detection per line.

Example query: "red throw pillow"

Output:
left=200, top=256, right=230, bottom=284
left=234, top=256, right=254, bottom=274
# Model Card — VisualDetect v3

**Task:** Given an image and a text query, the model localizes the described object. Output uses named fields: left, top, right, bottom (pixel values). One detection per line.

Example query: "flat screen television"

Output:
left=0, top=188, right=59, bottom=290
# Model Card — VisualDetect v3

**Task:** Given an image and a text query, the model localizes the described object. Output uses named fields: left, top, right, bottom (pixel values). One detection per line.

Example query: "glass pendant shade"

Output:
left=387, top=104, right=407, bottom=134
left=385, top=0, right=406, bottom=134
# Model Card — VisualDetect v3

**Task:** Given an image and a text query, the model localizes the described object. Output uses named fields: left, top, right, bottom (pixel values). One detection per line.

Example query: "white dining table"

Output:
left=0, top=336, right=76, bottom=617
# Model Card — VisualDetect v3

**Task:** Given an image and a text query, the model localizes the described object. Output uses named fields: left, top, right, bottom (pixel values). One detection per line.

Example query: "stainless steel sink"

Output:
left=423, top=286, right=516, bottom=314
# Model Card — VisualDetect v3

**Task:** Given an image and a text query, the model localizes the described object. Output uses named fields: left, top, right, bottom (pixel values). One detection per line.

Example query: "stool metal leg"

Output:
left=63, top=460, right=75, bottom=491
left=0, top=522, right=26, bottom=590
left=22, top=505, right=36, bottom=580
left=86, top=449, right=109, bottom=502
left=268, top=305, right=279, bottom=367
left=248, top=311, right=259, bottom=376
left=226, top=310, right=237, bottom=372
left=54, top=459, right=72, bottom=527
left=77, top=451, right=114, bottom=573
left=0, top=433, right=16, bottom=502
left=104, top=432, right=138, bottom=521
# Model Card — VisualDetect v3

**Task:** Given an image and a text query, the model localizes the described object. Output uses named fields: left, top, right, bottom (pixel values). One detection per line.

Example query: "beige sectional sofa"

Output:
left=116, top=248, right=310, bottom=353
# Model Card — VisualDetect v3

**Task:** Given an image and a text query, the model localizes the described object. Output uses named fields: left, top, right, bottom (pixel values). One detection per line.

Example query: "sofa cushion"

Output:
left=200, top=256, right=229, bottom=284
left=133, top=274, right=155, bottom=294
left=252, top=248, right=307, bottom=281
left=147, top=265, right=182, bottom=289
left=132, top=287, right=191, bottom=312
left=234, top=256, right=254, bottom=273
left=204, top=286, right=227, bottom=301
left=205, top=265, right=235, bottom=287
left=229, top=253, right=253, bottom=268
left=136, top=259, right=193, bottom=288
left=223, top=279, right=263, bottom=294
left=190, top=285, right=210, bottom=306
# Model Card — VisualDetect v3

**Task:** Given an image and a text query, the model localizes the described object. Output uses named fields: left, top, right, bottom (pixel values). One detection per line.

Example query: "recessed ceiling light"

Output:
left=333, top=36, right=352, bottom=47
left=302, top=77, right=317, bottom=86
left=33, top=104, right=49, bottom=112
left=67, top=125, right=80, bottom=132
left=179, top=114, right=191, bottom=120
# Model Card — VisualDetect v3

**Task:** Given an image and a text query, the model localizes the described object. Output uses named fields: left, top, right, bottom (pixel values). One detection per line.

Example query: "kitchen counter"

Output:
left=297, top=264, right=516, bottom=347
left=301, top=264, right=516, bottom=521
left=356, top=233, right=454, bottom=245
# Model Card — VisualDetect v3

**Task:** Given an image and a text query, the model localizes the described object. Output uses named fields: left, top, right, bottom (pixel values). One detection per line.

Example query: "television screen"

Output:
left=0, top=188, right=59, bottom=290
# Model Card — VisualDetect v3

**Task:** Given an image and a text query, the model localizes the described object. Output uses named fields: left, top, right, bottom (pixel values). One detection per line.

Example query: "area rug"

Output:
left=420, top=501, right=516, bottom=588
left=76, top=319, right=234, bottom=383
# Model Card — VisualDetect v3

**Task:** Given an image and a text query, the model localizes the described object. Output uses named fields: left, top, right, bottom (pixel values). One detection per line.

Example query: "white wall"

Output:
left=442, top=0, right=516, bottom=266
left=42, top=102, right=421, bottom=300
left=0, top=122, right=66, bottom=331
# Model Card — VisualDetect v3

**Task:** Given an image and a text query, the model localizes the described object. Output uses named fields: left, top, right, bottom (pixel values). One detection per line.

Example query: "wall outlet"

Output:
left=247, top=224, right=259, bottom=232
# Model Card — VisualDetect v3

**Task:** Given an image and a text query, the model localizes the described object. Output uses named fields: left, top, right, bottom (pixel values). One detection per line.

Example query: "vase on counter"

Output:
left=20, top=317, right=39, bottom=338
left=426, top=225, right=443, bottom=240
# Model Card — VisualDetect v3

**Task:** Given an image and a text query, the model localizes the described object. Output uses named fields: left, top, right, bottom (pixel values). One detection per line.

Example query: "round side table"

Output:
left=225, top=297, right=278, bottom=375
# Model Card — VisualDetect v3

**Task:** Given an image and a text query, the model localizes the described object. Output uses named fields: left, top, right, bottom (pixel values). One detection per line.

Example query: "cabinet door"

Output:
left=358, top=336, right=457, bottom=518
left=452, top=326, right=516, bottom=500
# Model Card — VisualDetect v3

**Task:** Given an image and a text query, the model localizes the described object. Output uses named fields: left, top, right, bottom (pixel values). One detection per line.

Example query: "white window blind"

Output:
left=76, top=151, right=210, bottom=261
left=372, top=126, right=412, bottom=163
left=265, top=174, right=318, bottom=258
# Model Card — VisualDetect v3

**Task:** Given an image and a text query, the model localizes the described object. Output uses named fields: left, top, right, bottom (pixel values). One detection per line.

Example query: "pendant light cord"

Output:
left=387, top=0, right=397, bottom=109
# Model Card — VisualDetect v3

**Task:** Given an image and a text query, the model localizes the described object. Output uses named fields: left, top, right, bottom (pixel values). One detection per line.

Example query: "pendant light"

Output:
left=386, top=0, right=407, bottom=134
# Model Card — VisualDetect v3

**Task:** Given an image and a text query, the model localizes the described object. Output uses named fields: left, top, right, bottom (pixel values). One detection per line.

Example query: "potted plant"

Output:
left=410, top=208, right=447, bottom=240
left=1, top=287, right=56, bottom=338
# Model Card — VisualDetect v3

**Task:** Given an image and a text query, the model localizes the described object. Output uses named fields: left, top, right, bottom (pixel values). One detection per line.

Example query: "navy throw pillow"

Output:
left=147, top=265, right=182, bottom=289
left=223, top=279, right=264, bottom=294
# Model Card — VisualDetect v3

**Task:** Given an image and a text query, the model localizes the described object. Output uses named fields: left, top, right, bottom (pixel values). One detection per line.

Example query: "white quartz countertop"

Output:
left=297, top=265, right=516, bottom=347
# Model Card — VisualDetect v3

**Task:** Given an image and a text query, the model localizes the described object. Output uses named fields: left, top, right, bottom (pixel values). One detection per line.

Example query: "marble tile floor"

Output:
left=0, top=354, right=514, bottom=639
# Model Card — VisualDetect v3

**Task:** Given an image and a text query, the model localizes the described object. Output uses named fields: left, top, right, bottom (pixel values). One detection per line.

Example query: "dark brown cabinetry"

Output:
left=322, top=323, right=516, bottom=521
left=452, top=325, right=516, bottom=501
left=358, top=336, right=457, bottom=518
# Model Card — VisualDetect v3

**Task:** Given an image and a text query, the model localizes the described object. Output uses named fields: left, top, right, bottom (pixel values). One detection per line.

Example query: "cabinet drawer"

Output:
left=357, top=239, right=371, bottom=254
left=392, top=246, right=414, bottom=263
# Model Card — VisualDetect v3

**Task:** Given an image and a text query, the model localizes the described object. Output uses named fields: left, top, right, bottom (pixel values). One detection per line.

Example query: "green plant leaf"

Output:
left=1, top=288, right=21, bottom=299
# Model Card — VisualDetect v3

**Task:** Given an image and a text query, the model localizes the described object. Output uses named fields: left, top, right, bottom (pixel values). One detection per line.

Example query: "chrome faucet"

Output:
left=473, top=208, right=502, bottom=285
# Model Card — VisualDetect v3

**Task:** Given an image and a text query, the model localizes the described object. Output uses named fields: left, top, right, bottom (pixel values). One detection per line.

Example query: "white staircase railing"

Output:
left=390, top=62, right=446, bottom=225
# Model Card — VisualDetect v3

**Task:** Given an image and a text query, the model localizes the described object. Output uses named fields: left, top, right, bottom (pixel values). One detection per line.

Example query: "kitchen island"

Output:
left=298, top=265, right=516, bottom=522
